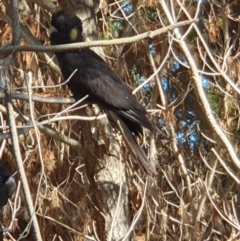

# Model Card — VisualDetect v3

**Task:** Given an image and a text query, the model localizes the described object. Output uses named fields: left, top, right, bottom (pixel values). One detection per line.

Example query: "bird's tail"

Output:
left=107, top=110, right=155, bottom=175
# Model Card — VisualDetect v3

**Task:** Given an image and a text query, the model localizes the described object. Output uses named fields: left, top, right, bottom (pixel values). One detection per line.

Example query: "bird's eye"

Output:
left=60, top=25, right=66, bottom=30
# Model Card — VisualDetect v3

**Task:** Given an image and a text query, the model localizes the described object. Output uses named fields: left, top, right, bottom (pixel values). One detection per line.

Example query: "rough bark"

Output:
left=59, top=1, right=133, bottom=240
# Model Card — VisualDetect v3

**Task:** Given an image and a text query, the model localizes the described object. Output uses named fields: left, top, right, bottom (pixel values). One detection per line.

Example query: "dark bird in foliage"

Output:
left=0, top=166, right=16, bottom=210
left=50, top=11, right=154, bottom=174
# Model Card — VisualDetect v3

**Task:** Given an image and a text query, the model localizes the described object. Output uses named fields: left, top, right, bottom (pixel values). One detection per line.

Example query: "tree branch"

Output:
left=0, top=19, right=198, bottom=54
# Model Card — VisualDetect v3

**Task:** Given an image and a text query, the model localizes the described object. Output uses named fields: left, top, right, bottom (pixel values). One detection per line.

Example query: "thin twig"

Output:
left=6, top=2, right=42, bottom=240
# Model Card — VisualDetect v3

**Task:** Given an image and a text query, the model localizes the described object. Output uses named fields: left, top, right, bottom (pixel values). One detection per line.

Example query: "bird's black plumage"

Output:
left=0, top=167, right=15, bottom=210
left=50, top=11, right=154, bottom=174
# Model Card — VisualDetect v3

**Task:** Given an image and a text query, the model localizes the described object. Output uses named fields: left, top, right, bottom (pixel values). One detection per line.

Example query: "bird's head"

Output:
left=50, top=11, right=83, bottom=45
left=0, top=167, right=16, bottom=195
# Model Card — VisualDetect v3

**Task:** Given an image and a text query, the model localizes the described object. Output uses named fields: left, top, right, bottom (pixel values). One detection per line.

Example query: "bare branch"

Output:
left=0, top=19, right=198, bottom=54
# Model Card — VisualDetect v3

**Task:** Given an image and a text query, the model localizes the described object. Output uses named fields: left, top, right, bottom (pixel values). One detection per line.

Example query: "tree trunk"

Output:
left=59, top=1, right=133, bottom=240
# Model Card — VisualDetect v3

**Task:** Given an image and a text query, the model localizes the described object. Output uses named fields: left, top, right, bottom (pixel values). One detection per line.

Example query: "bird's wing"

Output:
left=60, top=49, right=145, bottom=111
left=0, top=185, right=8, bottom=210
left=58, top=49, right=152, bottom=130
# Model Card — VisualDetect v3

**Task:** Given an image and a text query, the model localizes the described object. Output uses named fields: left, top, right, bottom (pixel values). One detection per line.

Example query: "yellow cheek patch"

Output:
left=70, top=28, right=78, bottom=41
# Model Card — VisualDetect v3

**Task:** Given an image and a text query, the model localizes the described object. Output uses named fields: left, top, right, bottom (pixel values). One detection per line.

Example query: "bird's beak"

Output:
left=5, top=176, right=16, bottom=194
left=49, top=25, right=57, bottom=33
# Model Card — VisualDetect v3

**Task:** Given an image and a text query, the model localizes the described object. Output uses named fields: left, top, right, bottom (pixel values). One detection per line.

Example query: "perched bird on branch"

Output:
left=50, top=11, right=154, bottom=174
left=0, top=166, right=16, bottom=210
